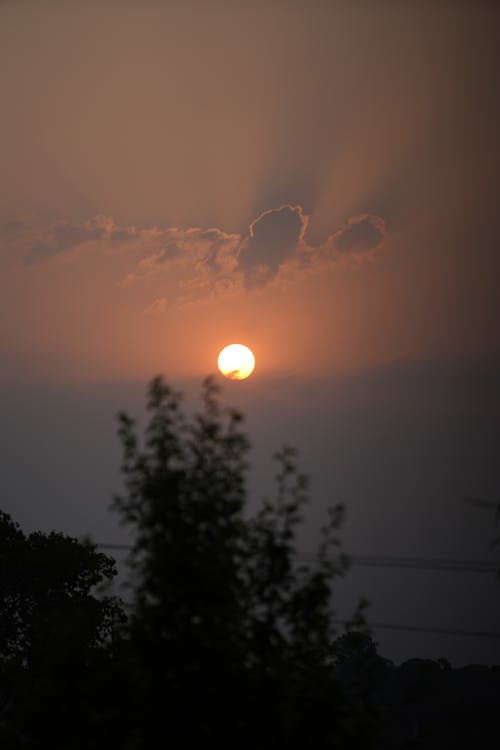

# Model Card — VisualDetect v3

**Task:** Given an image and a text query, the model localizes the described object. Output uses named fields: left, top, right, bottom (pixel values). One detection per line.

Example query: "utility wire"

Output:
left=86, top=472, right=500, bottom=644
left=96, top=544, right=500, bottom=640
left=334, top=620, right=500, bottom=639
left=347, top=555, right=497, bottom=573
left=95, top=543, right=498, bottom=574
left=111, top=600, right=500, bottom=640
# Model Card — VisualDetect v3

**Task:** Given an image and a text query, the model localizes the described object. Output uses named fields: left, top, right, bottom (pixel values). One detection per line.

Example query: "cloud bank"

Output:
left=4, top=206, right=387, bottom=309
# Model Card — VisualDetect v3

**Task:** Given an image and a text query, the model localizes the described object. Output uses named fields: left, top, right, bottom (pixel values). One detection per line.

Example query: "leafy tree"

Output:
left=114, top=375, right=368, bottom=748
left=0, top=511, right=125, bottom=749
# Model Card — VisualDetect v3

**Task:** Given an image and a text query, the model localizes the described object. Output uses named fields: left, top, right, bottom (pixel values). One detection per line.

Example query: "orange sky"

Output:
left=1, top=1, right=499, bottom=384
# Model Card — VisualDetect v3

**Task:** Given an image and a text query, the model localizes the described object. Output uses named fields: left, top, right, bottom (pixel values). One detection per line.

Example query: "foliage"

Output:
left=0, top=375, right=373, bottom=749
left=0, top=511, right=125, bottom=749
left=113, top=375, right=366, bottom=748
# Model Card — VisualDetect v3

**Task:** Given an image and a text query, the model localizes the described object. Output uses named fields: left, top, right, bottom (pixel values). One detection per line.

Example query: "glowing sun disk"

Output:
left=217, top=344, right=255, bottom=380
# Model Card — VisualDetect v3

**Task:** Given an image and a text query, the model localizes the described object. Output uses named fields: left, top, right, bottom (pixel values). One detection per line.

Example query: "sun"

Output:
left=217, top=344, right=255, bottom=380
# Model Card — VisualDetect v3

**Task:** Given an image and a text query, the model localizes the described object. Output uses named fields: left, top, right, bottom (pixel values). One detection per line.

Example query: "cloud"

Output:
left=6, top=207, right=387, bottom=306
left=234, top=207, right=386, bottom=291
left=24, top=215, right=140, bottom=262
left=129, top=226, right=240, bottom=288
left=286, top=213, right=387, bottom=283
left=0, top=218, right=26, bottom=242
left=143, top=297, right=169, bottom=315
left=26, top=217, right=103, bottom=262
left=237, top=205, right=307, bottom=288
left=330, top=214, right=385, bottom=254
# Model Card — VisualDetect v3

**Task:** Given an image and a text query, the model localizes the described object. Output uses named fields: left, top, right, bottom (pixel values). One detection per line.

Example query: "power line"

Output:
left=96, top=545, right=499, bottom=639
left=349, top=555, right=498, bottom=573
left=109, top=602, right=500, bottom=640
left=102, top=602, right=500, bottom=640
left=334, top=620, right=500, bottom=640
left=95, top=543, right=498, bottom=574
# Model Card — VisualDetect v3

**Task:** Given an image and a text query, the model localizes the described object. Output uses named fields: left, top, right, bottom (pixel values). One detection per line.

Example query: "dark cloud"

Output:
left=23, top=216, right=141, bottom=263
left=332, top=214, right=385, bottom=254
left=0, top=219, right=25, bottom=242
left=238, top=205, right=306, bottom=288
left=109, top=228, right=139, bottom=245
left=149, top=241, right=181, bottom=265
left=235, top=208, right=385, bottom=291
left=26, top=241, right=57, bottom=262
left=198, top=231, right=234, bottom=274
left=26, top=220, right=106, bottom=262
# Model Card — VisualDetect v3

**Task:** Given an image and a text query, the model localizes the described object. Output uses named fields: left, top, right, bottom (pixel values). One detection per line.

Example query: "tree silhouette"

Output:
left=4, top=376, right=499, bottom=748
left=0, top=511, right=125, bottom=749
left=113, top=375, right=367, bottom=748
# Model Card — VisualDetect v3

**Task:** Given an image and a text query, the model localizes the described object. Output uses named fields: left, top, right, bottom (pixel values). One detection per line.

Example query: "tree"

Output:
left=113, top=375, right=367, bottom=748
left=0, top=511, right=125, bottom=749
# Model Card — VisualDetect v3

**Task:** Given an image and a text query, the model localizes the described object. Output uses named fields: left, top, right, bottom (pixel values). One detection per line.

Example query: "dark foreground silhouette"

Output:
left=1, top=376, right=499, bottom=749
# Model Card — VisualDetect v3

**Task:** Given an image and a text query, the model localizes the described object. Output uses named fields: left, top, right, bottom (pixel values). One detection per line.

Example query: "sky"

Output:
left=1, top=1, right=500, bottom=665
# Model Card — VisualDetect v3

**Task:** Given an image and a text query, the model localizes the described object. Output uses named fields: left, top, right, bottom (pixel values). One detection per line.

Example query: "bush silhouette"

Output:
left=113, top=375, right=367, bottom=748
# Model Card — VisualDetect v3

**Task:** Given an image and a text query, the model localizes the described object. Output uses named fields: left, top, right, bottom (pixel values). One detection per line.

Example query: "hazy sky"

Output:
left=1, top=1, right=499, bottom=665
